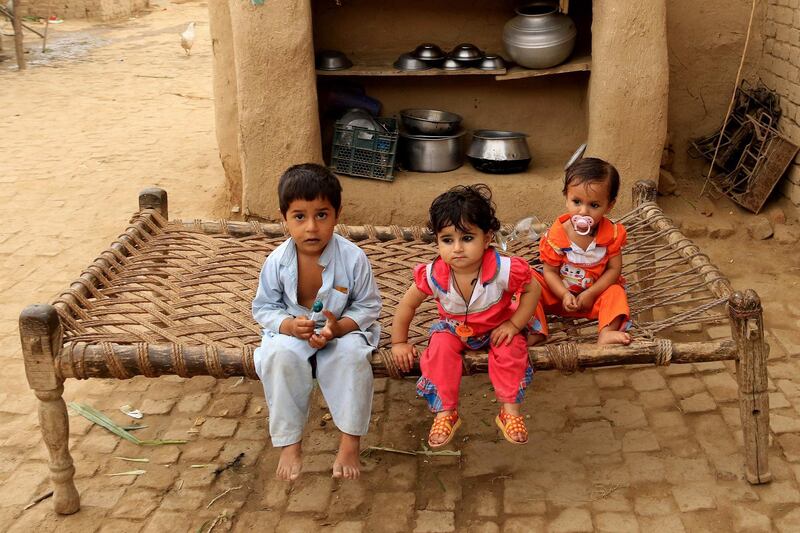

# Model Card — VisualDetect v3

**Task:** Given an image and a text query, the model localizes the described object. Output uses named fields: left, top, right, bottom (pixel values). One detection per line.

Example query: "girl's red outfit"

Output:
left=532, top=213, right=630, bottom=334
left=414, top=248, right=542, bottom=412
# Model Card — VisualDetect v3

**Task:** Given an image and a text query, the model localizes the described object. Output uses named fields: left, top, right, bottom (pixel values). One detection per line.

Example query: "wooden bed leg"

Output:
left=728, top=290, right=771, bottom=484
left=20, top=304, right=80, bottom=514
left=139, top=187, right=169, bottom=219
left=632, top=180, right=658, bottom=322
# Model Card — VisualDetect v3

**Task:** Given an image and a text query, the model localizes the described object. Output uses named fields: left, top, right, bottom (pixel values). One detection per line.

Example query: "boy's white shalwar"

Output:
left=252, top=233, right=381, bottom=446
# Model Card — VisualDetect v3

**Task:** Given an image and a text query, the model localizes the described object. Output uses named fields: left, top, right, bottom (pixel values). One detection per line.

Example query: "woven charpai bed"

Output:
left=20, top=180, right=770, bottom=515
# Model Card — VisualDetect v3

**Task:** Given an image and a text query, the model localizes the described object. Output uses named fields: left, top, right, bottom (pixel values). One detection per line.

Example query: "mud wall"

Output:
left=21, top=0, right=149, bottom=21
left=758, top=0, right=800, bottom=205
left=211, top=0, right=668, bottom=224
left=666, top=0, right=765, bottom=180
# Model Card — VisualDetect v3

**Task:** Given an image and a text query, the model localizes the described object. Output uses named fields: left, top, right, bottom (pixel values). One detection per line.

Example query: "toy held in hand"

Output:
left=310, top=299, right=324, bottom=334
left=571, top=215, right=594, bottom=236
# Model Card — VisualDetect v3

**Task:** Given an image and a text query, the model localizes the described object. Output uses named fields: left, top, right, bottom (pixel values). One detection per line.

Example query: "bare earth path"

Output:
left=2, top=2, right=800, bottom=532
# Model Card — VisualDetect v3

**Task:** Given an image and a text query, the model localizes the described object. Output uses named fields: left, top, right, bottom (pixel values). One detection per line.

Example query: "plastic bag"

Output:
left=497, top=216, right=548, bottom=251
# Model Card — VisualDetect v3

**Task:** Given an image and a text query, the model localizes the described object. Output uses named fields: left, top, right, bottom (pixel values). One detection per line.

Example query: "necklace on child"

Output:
left=452, top=273, right=479, bottom=339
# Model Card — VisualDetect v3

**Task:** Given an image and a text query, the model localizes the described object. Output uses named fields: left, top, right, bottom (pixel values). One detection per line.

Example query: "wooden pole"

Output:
left=728, top=289, right=771, bottom=485
left=20, top=304, right=80, bottom=514
left=42, top=1, right=52, bottom=53
left=11, top=0, right=25, bottom=70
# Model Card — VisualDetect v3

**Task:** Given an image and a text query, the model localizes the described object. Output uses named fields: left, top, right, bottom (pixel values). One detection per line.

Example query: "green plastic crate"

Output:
left=330, top=117, right=398, bottom=181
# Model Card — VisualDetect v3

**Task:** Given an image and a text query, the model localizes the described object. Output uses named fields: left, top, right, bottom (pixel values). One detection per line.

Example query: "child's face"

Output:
left=565, top=179, right=615, bottom=231
left=283, top=196, right=339, bottom=256
left=436, top=222, right=492, bottom=273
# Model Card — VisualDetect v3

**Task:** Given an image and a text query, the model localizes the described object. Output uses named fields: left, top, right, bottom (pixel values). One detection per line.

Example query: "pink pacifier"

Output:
left=571, top=215, right=594, bottom=236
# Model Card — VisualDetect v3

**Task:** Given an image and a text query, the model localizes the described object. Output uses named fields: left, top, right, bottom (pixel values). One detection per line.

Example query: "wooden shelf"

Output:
left=495, top=54, right=591, bottom=81
left=316, top=53, right=591, bottom=80
left=317, top=60, right=505, bottom=77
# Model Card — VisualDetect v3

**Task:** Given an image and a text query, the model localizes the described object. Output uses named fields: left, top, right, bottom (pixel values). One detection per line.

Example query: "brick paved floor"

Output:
left=2, top=2, right=800, bottom=532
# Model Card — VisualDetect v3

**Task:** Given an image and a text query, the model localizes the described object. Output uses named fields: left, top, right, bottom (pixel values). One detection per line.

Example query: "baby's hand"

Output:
left=562, top=292, right=578, bottom=312
left=391, top=343, right=417, bottom=373
left=491, top=320, right=521, bottom=346
left=290, top=316, right=315, bottom=340
left=308, top=310, right=338, bottom=349
left=575, top=291, right=596, bottom=312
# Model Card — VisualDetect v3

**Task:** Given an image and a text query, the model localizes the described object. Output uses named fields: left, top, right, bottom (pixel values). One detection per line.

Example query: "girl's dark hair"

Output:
left=428, top=184, right=501, bottom=235
left=278, top=163, right=342, bottom=216
left=563, top=157, right=620, bottom=202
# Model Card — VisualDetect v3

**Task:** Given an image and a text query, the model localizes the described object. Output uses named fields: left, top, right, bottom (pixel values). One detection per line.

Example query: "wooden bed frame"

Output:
left=19, top=180, right=770, bottom=514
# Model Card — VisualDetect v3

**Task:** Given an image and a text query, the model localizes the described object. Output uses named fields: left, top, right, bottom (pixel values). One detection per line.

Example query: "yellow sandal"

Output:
left=495, top=408, right=528, bottom=445
left=428, top=411, right=462, bottom=448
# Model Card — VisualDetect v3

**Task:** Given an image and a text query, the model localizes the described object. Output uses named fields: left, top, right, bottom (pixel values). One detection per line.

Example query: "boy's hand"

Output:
left=289, top=316, right=315, bottom=340
left=491, top=320, right=521, bottom=346
left=308, top=310, right=338, bottom=349
left=575, top=291, right=596, bottom=312
left=562, top=292, right=578, bottom=312
left=391, top=343, right=417, bottom=373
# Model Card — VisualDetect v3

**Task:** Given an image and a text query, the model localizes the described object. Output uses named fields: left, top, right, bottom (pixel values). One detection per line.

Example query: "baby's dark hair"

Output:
left=428, top=184, right=501, bottom=236
left=278, top=163, right=342, bottom=216
left=563, top=157, right=620, bottom=202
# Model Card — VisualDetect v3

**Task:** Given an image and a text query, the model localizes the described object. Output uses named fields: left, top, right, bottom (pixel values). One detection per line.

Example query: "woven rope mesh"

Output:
left=54, top=204, right=729, bottom=352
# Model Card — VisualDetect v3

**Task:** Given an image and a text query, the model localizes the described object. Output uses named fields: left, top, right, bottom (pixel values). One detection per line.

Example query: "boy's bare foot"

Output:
left=598, top=329, right=632, bottom=345
left=276, top=442, right=303, bottom=481
left=332, top=433, right=361, bottom=480
left=526, top=333, right=546, bottom=346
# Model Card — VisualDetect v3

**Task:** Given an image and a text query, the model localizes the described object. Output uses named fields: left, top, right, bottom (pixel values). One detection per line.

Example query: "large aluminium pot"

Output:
left=502, top=2, right=576, bottom=69
left=467, top=130, right=531, bottom=174
left=399, top=130, right=465, bottom=172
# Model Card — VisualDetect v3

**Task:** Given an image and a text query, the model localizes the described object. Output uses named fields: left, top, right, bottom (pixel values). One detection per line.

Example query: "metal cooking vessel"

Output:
left=502, top=2, right=576, bottom=69
left=467, top=130, right=532, bottom=174
left=400, top=108, right=463, bottom=136
left=399, top=130, right=466, bottom=172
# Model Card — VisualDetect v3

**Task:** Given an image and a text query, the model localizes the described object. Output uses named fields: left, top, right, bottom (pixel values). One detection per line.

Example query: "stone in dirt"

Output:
left=747, top=216, right=773, bottom=240
left=699, top=196, right=715, bottom=217
left=658, top=168, right=678, bottom=195
left=681, top=220, right=708, bottom=238
left=708, top=220, right=736, bottom=239
left=764, top=204, right=787, bottom=226
left=774, top=223, right=800, bottom=244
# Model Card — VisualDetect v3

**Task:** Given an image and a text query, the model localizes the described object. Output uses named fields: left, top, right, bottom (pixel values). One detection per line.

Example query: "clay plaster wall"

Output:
left=758, top=0, right=800, bottom=205
left=666, top=0, right=765, bottom=180
left=211, top=0, right=667, bottom=225
left=20, top=0, right=149, bottom=20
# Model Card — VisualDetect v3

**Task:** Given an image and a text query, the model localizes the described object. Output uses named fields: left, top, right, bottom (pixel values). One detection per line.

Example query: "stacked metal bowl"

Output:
left=398, top=109, right=465, bottom=172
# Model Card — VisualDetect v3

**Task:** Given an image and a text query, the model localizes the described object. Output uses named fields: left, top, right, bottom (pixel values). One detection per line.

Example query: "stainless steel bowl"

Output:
left=442, top=57, right=466, bottom=70
left=315, top=49, right=353, bottom=71
left=467, top=130, right=532, bottom=174
left=399, top=109, right=463, bottom=136
left=449, top=43, right=483, bottom=66
left=412, top=43, right=445, bottom=67
left=479, top=54, right=506, bottom=71
left=393, top=52, right=432, bottom=71
left=399, top=129, right=466, bottom=172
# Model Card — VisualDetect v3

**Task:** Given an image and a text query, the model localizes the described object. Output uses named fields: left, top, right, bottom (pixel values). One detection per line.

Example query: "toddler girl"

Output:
left=530, top=157, right=632, bottom=345
left=392, top=184, right=544, bottom=447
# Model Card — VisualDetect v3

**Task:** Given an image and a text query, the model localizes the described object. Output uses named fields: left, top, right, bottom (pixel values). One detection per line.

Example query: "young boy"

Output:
left=252, top=163, right=382, bottom=481
left=530, top=157, right=632, bottom=345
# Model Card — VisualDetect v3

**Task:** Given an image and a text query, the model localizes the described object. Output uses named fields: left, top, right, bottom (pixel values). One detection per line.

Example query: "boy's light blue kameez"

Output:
left=252, top=233, right=381, bottom=447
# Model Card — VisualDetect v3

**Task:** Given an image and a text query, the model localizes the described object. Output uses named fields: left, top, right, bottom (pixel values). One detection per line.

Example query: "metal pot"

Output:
left=467, top=130, right=532, bottom=174
left=399, top=130, right=466, bottom=172
left=399, top=109, right=463, bottom=136
left=502, top=2, right=576, bottom=69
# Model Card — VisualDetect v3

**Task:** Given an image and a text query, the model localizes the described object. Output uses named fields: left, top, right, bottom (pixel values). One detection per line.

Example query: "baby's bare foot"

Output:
left=276, top=442, right=302, bottom=481
left=332, top=433, right=361, bottom=480
left=598, top=330, right=632, bottom=345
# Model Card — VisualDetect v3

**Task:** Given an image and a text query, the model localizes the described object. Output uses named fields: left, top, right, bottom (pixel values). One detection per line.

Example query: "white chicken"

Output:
left=180, top=22, right=195, bottom=56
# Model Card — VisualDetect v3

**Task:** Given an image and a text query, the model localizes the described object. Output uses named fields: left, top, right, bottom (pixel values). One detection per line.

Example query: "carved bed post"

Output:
left=20, top=304, right=80, bottom=514
left=139, top=187, right=169, bottom=219
left=632, top=180, right=657, bottom=323
left=728, top=289, right=771, bottom=484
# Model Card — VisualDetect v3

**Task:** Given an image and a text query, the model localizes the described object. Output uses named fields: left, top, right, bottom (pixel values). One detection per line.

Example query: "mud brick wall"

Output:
left=760, top=0, right=800, bottom=204
left=20, top=0, right=149, bottom=21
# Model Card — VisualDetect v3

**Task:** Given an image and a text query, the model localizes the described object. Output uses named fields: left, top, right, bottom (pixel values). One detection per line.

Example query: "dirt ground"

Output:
left=2, top=2, right=800, bottom=532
